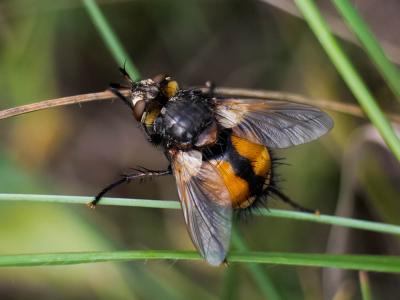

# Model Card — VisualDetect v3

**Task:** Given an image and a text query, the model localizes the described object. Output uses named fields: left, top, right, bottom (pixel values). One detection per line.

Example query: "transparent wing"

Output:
left=214, top=98, right=333, bottom=148
left=171, top=150, right=232, bottom=266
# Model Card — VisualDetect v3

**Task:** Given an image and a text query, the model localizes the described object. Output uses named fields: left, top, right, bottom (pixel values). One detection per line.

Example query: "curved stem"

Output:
left=82, top=0, right=140, bottom=80
left=295, top=0, right=400, bottom=161
left=332, top=0, right=400, bottom=100
left=1, top=89, right=400, bottom=122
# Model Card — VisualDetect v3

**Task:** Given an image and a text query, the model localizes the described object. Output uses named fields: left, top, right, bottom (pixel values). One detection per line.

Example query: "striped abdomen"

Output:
left=204, top=132, right=272, bottom=209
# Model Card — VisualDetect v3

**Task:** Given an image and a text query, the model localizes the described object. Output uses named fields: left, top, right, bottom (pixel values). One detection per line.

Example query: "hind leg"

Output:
left=89, top=167, right=172, bottom=208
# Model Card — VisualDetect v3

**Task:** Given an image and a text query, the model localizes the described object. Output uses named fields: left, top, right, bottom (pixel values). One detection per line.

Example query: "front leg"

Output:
left=89, top=166, right=172, bottom=208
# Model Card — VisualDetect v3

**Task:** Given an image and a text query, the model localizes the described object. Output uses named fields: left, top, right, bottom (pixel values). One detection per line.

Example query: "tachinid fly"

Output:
left=89, top=69, right=334, bottom=266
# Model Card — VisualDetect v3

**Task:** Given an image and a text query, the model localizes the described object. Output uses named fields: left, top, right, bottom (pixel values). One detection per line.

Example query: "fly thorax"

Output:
left=160, top=97, right=214, bottom=149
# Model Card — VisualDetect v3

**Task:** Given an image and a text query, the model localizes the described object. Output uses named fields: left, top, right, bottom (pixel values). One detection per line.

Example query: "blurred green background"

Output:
left=0, top=0, right=399, bottom=299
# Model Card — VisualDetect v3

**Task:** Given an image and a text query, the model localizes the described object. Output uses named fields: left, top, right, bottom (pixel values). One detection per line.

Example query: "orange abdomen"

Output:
left=212, top=135, right=272, bottom=209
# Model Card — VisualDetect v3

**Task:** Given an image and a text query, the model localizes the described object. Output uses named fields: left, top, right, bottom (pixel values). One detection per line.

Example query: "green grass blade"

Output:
left=295, top=0, right=400, bottom=161
left=0, top=193, right=181, bottom=209
left=1, top=193, right=400, bottom=236
left=256, top=209, right=400, bottom=236
left=1, top=251, right=400, bottom=273
left=221, top=264, right=239, bottom=300
left=359, top=271, right=373, bottom=300
left=332, top=0, right=400, bottom=100
left=232, top=231, right=281, bottom=300
left=82, top=0, right=140, bottom=80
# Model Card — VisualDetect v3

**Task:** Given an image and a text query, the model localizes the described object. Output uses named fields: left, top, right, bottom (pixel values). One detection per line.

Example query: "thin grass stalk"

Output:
left=1, top=194, right=400, bottom=236
left=221, top=264, right=239, bottom=300
left=82, top=0, right=140, bottom=80
left=1, top=251, right=400, bottom=273
left=359, top=271, right=373, bottom=300
left=295, top=0, right=400, bottom=161
left=332, top=0, right=400, bottom=100
left=232, top=231, right=281, bottom=300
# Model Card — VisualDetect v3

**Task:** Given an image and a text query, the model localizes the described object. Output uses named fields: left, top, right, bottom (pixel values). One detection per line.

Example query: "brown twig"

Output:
left=0, top=90, right=120, bottom=120
left=1, top=87, right=399, bottom=123
left=210, top=87, right=400, bottom=123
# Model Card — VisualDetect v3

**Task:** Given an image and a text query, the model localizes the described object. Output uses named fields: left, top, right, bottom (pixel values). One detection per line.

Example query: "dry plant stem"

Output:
left=1, top=88, right=400, bottom=123
left=212, top=87, right=386, bottom=121
left=0, top=91, right=116, bottom=119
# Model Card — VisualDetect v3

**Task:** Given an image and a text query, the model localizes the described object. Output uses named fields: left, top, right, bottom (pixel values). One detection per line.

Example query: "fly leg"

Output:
left=119, top=63, right=134, bottom=83
left=108, top=62, right=136, bottom=110
left=269, top=186, right=318, bottom=214
left=88, top=166, right=172, bottom=208
left=108, top=83, right=134, bottom=111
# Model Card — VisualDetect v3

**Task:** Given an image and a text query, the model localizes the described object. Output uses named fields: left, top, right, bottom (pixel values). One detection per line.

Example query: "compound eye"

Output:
left=133, top=100, right=146, bottom=121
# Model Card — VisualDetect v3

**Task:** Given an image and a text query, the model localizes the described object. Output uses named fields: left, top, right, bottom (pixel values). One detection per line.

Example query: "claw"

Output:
left=222, top=259, right=229, bottom=267
left=87, top=202, right=96, bottom=210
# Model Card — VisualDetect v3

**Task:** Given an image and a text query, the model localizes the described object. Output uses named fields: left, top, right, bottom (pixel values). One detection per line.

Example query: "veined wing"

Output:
left=214, top=98, right=333, bottom=148
left=170, top=149, right=232, bottom=266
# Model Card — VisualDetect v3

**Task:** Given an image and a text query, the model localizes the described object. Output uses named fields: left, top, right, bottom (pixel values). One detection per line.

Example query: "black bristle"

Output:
left=235, top=150, right=316, bottom=220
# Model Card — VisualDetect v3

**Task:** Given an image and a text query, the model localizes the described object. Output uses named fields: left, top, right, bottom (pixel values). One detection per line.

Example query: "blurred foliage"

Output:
left=0, top=0, right=399, bottom=299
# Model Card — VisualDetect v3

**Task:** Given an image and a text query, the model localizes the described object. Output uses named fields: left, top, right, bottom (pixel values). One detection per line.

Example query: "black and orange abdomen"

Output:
left=204, top=131, right=272, bottom=209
